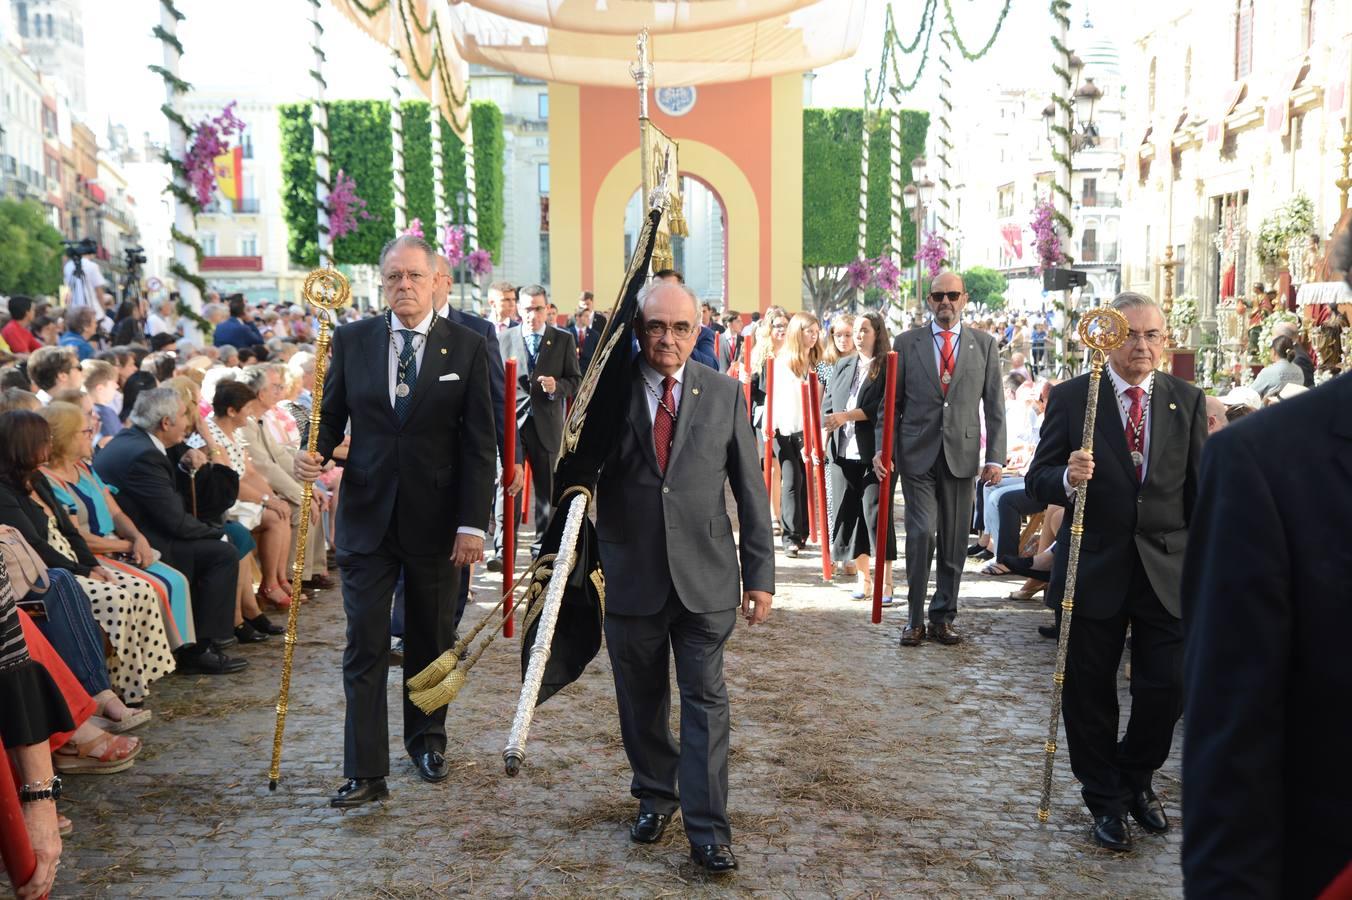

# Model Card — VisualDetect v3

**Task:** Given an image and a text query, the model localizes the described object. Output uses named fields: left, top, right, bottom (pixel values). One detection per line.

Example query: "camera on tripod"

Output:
left=63, top=237, right=98, bottom=260
left=124, top=246, right=147, bottom=268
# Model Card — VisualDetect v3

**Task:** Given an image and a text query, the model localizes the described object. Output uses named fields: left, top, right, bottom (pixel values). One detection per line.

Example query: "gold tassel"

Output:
left=409, top=666, right=468, bottom=714
left=669, top=197, right=688, bottom=238
left=406, top=636, right=467, bottom=692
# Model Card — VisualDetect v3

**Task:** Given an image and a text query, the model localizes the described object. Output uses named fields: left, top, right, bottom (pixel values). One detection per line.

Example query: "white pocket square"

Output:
left=439, top=373, right=460, bottom=382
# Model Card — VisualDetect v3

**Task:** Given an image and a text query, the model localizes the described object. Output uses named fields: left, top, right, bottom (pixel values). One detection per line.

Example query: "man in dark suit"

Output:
left=599, top=279, right=774, bottom=875
left=92, top=387, right=245, bottom=675
left=499, top=285, right=581, bottom=556
left=653, top=269, right=719, bottom=370
left=1181, top=286, right=1352, bottom=892
left=874, top=270, right=1005, bottom=646
left=571, top=305, right=603, bottom=373
left=1025, top=292, right=1207, bottom=853
left=294, top=235, right=496, bottom=808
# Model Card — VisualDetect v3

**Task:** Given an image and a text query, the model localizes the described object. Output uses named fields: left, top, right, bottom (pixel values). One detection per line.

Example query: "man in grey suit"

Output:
left=875, top=271, right=1005, bottom=646
left=598, top=280, right=774, bottom=875
left=499, top=285, right=582, bottom=555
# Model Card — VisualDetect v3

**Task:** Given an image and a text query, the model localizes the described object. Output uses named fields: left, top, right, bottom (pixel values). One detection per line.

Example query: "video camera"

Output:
left=62, top=237, right=98, bottom=260
left=124, top=246, right=147, bottom=268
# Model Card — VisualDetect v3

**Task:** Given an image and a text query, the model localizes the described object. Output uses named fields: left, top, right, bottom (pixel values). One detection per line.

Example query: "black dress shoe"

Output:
left=1091, top=814, right=1132, bottom=852
left=233, top=621, right=269, bottom=644
left=899, top=624, right=926, bottom=646
left=1038, top=624, right=1061, bottom=640
left=215, top=634, right=239, bottom=649
left=629, top=811, right=671, bottom=844
left=485, top=556, right=503, bottom=573
left=1128, top=788, right=1169, bottom=834
left=929, top=623, right=962, bottom=645
left=247, top=613, right=286, bottom=636
left=690, top=844, right=738, bottom=874
left=330, top=777, right=389, bottom=808
left=414, top=750, right=449, bottom=783
left=176, top=645, right=249, bottom=675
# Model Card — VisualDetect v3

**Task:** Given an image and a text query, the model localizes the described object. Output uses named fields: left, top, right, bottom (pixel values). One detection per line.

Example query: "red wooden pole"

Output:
left=762, top=361, right=775, bottom=496
left=800, top=380, right=818, bottom=544
left=872, top=351, right=898, bottom=624
left=502, top=358, right=518, bottom=638
left=807, top=378, right=833, bottom=581
left=742, top=335, right=754, bottom=420
left=520, top=461, right=531, bottom=526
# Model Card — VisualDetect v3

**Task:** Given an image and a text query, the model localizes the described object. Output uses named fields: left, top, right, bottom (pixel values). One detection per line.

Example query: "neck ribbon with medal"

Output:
left=1119, top=379, right=1150, bottom=467
left=642, top=373, right=679, bottom=457
left=932, top=328, right=957, bottom=387
left=387, top=308, right=437, bottom=400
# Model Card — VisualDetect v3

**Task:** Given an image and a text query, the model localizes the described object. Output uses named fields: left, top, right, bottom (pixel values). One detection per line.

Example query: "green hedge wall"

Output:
left=280, top=99, right=504, bottom=267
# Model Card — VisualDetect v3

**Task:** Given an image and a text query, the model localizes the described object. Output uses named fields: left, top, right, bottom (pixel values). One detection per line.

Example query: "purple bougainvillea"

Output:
left=1031, top=198, right=1064, bottom=272
left=916, top=232, right=949, bottom=278
left=184, top=101, right=246, bottom=208
left=327, top=169, right=373, bottom=241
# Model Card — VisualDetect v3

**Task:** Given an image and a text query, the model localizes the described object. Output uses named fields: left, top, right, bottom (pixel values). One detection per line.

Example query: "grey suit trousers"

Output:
left=604, top=590, right=737, bottom=846
left=901, top=456, right=974, bottom=628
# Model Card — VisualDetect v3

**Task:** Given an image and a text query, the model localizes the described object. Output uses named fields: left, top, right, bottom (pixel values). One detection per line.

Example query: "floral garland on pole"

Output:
left=467, top=249, right=493, bottom=280
left=328, top=169, right=374, bottom=241
left=917, top=232, right=949, bottom=278
left=846, top=255, right=903, bottom=304
left=1031, top=198, right=1064, bottom=272
left=402, top=217, right=425, bottom=240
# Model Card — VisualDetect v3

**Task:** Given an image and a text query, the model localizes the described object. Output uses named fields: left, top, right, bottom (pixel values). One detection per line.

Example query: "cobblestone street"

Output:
left=59, top=522, right=1185, bottom=898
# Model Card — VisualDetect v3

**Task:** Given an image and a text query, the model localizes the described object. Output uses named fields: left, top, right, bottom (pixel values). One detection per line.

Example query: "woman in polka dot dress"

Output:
left=0, top=410, right=174, bottom=703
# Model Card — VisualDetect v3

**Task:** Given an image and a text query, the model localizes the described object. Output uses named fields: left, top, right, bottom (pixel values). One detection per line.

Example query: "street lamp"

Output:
left=1074, top=78, right=1103, bottom=150
left=454, top=190, right=467, bottom=310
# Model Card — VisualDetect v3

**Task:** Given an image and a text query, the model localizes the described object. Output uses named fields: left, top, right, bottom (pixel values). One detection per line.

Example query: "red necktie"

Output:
left=653, top=375, right=676, bottom=473
left=1124, top=385, right=1145, bottom=482
left=939, top=330, right=955, bottom=395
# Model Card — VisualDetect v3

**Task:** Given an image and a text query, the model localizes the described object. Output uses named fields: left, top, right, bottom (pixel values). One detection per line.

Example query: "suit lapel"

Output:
left=666, top=364, right=702, bottom=472
left=403, top=318, right=449, bottom=424
left=627, top=368, right=662, bottom=478
left=1093, top=374, right=1136, bottom=481
left=1142, top=373, right=1175, bottom=489
left=367, top=321, right=400, bottom=429
left=832, top=356, right=858, bottom=456
left=914, top=328, right=943, bottom=394
left=945, top=326, right=978, bottom=394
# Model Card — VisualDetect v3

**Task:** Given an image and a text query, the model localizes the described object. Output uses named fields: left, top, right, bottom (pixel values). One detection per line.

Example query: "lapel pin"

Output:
left=1168, top=402, right=1176, bottom=410
left=692, top=388, right=700, bottom=395
left=440, top=348, right=447, bottom=355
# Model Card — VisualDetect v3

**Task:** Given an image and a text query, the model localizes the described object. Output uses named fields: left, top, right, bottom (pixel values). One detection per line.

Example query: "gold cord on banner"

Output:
left=268, top=268, right=351, bottom=791
left=1037, top=304, right=1128, bottom=822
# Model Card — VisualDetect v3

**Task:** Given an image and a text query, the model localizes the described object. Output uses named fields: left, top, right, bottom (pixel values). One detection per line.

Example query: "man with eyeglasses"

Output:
left=294, top=235, right=497, bottom=808
left=874, top=270, right=1006, bottom=648
left=598, top=278, right=773, bottom=875
left=499, top=285, right=582, bottom=557
left=1025, top=292, right=1207, bottom=853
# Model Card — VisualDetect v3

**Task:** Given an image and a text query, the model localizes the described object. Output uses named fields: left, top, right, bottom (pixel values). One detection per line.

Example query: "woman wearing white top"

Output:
left=772, top=312, right=822, bottom=557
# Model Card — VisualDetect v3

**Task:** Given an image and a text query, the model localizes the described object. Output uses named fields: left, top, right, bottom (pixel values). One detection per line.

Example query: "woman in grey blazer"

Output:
left=822, top=312, right=897, bottom=599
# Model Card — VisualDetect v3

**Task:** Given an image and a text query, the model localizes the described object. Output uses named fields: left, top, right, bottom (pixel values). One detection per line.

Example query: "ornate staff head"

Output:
left=302, top=267, right=351, bottom=319
left=1077, top=305, right=1130, bottom=365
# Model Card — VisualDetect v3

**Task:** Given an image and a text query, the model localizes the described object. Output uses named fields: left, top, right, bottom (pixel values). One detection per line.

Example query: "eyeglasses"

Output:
left=929, top=291, right=963, bottom=302
left=383, top=271, right=428, bottom=287
left=525, top=305, right=547, bottom=313
left=642, top=320, right=696, bottom=339
left=771, top=323, right=788, bottom=332
left=80, top=427, right=96, bottom=436
left=1126, top=330, right=1166, bottom=347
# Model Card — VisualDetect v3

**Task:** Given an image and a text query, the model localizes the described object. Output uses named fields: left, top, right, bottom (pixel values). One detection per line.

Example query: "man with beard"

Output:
left=874, top=270, right=1005, bottom=647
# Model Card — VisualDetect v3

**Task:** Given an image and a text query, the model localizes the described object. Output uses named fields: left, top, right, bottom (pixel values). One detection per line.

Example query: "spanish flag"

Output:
left=213, top=146, right=242, bottom=210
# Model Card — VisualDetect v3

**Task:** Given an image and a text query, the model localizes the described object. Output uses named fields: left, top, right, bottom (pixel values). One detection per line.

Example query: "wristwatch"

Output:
left=19, top=775, right=62, bottom=803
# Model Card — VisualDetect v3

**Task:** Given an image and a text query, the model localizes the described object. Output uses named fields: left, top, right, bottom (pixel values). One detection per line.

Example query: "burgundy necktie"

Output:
left=653, top=375, right=676, bottom=473
left=1124, top=385, right=1145, bottom=482
left=939, top=330, right=955, bottom=395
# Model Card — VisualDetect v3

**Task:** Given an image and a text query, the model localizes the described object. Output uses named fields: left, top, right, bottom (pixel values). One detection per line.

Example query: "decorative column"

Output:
left=934, top=29, right=954, bottom=235
left=308, top=0, right=331, bottom=268
left=855, top=108, right=870, bottom=309
left=431, top=95, right=446, bottom=232
left=390, top=40, right=406, bottom=233
left=151, top=0, right=202, bottom=320
left=889, top=106, right=905, bottom=310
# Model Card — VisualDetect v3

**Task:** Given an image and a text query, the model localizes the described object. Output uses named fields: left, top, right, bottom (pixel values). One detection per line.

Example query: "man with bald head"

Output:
left=875, top=270, right=1005, bottom=647
left=598, top=278, right=773, bottom=874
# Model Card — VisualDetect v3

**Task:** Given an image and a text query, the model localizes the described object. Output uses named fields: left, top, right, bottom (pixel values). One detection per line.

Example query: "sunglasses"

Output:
left=929, top=291, right=963, bottom=303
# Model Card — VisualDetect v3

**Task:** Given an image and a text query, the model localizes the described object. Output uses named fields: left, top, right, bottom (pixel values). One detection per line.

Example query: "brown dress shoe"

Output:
left=929, top=623, right=962, bottom=645
left=899, top=624, right=926, bottom=646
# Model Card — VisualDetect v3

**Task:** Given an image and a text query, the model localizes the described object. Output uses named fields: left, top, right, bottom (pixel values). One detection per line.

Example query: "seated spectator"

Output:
left=149, top=333, right=178, bottom=354
left=81, top=358, right=123, bottom=446
left=237, top=346, right=258, bottom=366
left=213, top=294, right=265, bottom=348
left=0, top=410, right=175, bottom=703
left=91, top=388, right=247, bottom=675
left=1250, top=336, right=1305, bottom=398
left=2, top=295, right=43, bottom=354
left=0, top=387, right=40, bottom=413
left=58, top=307, right=98, bottom=362
left=142, top=351, right=176, bottom=383
left=1, top=365, right=34, bottom=393
left=41, top=401, right=197, bottom=650
left=109, top=298, right=148, bottom=346
left=27, top=347, right=83, bottom=405
left=118, top=370, right=159, bottom=425
left=217, top=344, right=241, bottom=368
left=31, top=315, right=60, bottom=347
left=975, top=380, right=1053, bottom=570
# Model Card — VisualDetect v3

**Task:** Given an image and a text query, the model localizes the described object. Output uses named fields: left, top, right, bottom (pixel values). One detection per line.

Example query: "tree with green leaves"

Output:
left=961, top=266, right=1008, bottom=308
left=0, top=200, right=64, bottom=297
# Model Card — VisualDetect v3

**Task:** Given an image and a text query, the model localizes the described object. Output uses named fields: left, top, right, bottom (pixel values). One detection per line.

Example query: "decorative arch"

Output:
left=592, top=140, right=760, bottom=308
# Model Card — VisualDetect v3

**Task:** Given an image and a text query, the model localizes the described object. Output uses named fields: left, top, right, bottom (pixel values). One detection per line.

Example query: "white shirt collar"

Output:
left=392, top=307, right=435, bottom=337
left=640, top=359, right=686, bottom=391
left=930, top=320, right=962, bottom=337
left=1107, top=362, right=1155, bottom=398
left=148, top=433, right=167, bottom=456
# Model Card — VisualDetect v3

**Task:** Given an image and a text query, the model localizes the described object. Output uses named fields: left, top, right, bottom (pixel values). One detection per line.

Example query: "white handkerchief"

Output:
left=439, top=372, right=460, bottom=382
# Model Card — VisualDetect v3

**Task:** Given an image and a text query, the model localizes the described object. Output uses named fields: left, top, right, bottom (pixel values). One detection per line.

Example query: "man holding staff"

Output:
left=294, top=236, right=497, bottom=808
left=1025, top=292, right=1207, bottom=852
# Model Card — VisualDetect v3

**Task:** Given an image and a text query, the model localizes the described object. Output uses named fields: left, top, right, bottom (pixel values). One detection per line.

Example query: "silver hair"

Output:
left=240, top=362, right=283, bottom=391
left=1109, top=291, right=1161, bottom=312
left=129, top=387, right=183, bottom=432
left=638, top=279, right=699, bottom=322
left=521, top=284, right=548, bottom=301
left=288, top=351, right=315, bottom=376
left=379, top=235, right=438, bottom=272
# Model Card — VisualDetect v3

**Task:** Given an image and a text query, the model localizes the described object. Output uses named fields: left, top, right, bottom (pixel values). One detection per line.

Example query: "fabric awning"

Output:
left=460, top=0, right=819, bottom=35
left=1265, top=61, right=1309, bottom=136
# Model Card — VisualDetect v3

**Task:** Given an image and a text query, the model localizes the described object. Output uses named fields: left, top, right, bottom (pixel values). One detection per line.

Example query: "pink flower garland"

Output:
left=1030, top=198, right=1064, bottom=272
left=440, top=223, right=466, bottom=268
left=467, top=249, right=493, bottom=279
left=916, top=232, right=949, bottom=279
left=327, top=169, right=373, bottom=241
left=402, top=218, right=425, bottom=239
left=184, top=101, right=246, bottom=208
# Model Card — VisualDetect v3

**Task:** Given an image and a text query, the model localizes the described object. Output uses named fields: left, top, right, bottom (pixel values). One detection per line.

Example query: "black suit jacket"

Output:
left=316, top=314, right=497, bottom=557
left=444, top=306, right=518, bottom=462
left=597, top=362, right=774, bottom=616
left=1025, top=370, right=1206, bottom=618
left=92, top=427, right=227, bottom=556
left=822, top=354, right=885, bottom=463
left=0, top=479, right=99, bottom=575
left=1180, top=374, right=1352, bottom=899
left=500, top=324, right=582, bottom=456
